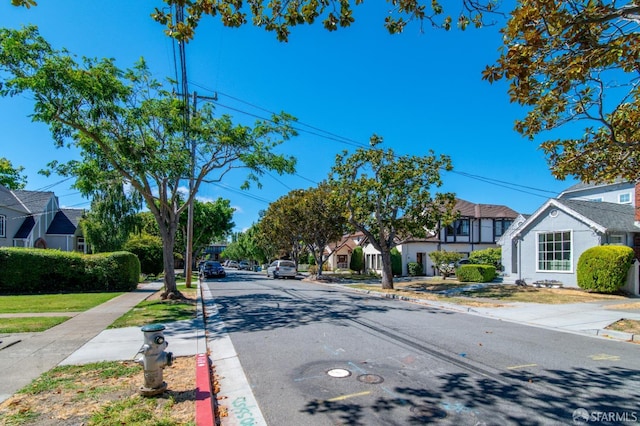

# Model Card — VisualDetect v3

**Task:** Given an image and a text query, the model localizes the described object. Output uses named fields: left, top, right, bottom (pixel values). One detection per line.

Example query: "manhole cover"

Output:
left=327, top=368, right=351, bottom=378
left=357, top=374, right=384, bottom=384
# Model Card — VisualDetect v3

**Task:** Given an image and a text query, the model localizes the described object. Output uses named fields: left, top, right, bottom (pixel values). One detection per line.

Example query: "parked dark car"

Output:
left=201, top=261, right=226, bottom=279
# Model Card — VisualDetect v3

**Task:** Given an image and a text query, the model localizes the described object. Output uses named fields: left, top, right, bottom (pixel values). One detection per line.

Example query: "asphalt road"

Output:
left=204, top=271, right=640, bottom=426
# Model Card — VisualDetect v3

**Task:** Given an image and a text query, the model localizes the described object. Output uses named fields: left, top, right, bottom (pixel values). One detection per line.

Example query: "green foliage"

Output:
left=0, top=157, right=27, bottom=189
left=0, top=26, right=297, bottom=295
left=153, top=0, right=495, bottom=42
left=308, top=252, right=316, bottom=265
left=350, top=246, right=363, bottom=273
left=407, top=261, right=424, bottom=277
left=428, top=250, right=464, bottom=278
left=577, top=245, right=634, bottom=293
left=456, top=264, right=496, bottom=282
left=484, top=0, right=640, bottom=183
left=330, top=136, right=456, bottom=288
left=468, top=247, right=502, bottom=270
left=0, top=248, right=139, bottom=294
left=391, top=248, right=403, bottom=276
left=123, top=234, right=164, bottom=276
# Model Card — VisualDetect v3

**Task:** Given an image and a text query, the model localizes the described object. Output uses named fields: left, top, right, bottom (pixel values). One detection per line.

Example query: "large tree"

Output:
left=0, top=157, right=27, bottom=190
left=177, top=198, right=235, bottom=261
left=0, top=26, right=297, bottom=297
left=330, top=136, right=457, bottom=289
left=260, top=184, right=347, bottom=276
left=483, top=0, right=640, bottom=183
left=258, top=190, right=306, bottom=264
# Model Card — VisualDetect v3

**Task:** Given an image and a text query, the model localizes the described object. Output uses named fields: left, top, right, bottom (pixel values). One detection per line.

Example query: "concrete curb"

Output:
left=196, top=282, right=216, bottom=426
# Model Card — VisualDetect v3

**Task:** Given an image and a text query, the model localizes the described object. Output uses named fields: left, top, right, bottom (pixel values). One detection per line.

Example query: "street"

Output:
left=203, top=271, right=640, bottom=426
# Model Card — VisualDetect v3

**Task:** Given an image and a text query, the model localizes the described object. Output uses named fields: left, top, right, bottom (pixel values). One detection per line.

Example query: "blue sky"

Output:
left=0, top=1, right=578, bottom=233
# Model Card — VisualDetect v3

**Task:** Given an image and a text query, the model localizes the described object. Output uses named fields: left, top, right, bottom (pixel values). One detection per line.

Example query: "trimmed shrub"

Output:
left=350, top=246, right=364, bottom=274
left=429, top=250, right=463, bottom=279
left=407, top=261, right=423, bottom=277
left=577, top=245, right=634, bottom=293
left=456, top=264, right=496, bottom=282
left=0, top=247, right=139, bottom=294
left=123, top=234, right=163, bottom=276
left=391, top=248, right=403, bottom=276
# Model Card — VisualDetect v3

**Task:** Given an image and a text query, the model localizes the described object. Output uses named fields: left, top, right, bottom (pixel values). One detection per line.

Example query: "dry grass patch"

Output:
left=605, top=302, right=640, bottom=311
left=0, top=356, right=196, bottom=426
left=457, top=285, right=628, bottom=304
left=606, top=319, right=640, bottom=335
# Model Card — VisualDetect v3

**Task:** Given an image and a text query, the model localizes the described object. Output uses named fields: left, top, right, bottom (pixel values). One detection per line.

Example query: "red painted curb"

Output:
left=195, top=353, right=215, bottom=426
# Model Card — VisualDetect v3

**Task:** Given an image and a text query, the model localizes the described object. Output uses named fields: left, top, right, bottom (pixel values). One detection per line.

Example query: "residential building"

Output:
left=324, top=232, right=365, bottom=271
left=0, top=184, right=85, bottom=252
left=360, top=199, right=519, bottom=276
left=499, top=180, right=640, bottom=295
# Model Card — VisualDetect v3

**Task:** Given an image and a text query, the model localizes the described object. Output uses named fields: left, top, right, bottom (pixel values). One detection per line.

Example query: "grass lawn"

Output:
left=108, top=284, right=198, bottom=329
left=0, top=316, right=70, bottom=333
left=0, top=293, right=122, bottom=313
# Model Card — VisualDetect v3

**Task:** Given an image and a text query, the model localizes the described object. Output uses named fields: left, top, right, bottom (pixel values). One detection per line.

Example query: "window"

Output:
left=494, top=219, right=513, bottom=238
left=609, top=235, right=624, bottom=245
left=537, top=231, right=572, bottom=271
left=0, top=215, right=5, bottom=238
left=619, top=193, right=631, bottom=204
left=447, top=219, right=469, bottom=236
left=590, top=198, right=603, bottom=202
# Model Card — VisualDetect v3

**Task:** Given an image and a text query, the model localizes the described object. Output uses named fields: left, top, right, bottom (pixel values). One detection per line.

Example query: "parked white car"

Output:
left=266, top=260, right=297, bottom=279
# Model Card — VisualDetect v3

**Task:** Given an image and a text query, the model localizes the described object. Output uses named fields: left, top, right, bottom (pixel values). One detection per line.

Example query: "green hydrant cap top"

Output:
left=141, top=324, right=165, bottom=332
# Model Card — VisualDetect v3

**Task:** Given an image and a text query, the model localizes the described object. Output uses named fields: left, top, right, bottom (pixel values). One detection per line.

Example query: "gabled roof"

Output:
left=14, top=215, right=35, bottom=239
left=0, top=185, right=28, bottom=213
left=514, top=198, right=637, bottom=239
left=558, top=178, right=632, bottom=198
left=12, top=189, right=55, bottom=214
left=47, top=209, right=84, bottom=235
left=455, top=199, right=519, bottom=219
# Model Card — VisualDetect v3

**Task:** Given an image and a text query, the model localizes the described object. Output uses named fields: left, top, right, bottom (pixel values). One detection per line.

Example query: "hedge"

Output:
left=456, top=264, right=496, bottom=283
left=577, top=245, right=634, bottom=293
left=0, top=247, right=140, bottom=294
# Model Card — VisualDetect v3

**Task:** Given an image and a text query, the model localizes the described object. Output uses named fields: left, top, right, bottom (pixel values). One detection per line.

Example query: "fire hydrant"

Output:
left=136, top=324, right=173, bottom=396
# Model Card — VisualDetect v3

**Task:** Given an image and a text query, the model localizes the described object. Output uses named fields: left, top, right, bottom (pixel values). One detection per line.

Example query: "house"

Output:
left=0, top=184, right=86, bottom=252
left=499, top=180, right=640, bottom=295
left=324, top=232, right=365, bottom=271
left=360, top=199, right=519, bottom=276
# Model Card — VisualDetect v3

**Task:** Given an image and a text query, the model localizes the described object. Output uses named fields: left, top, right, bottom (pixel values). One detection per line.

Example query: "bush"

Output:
left=456, top=264, right=496, bottom=282
left=350, top=246, right=364, bottom=274
left=123, top=234, right=163, bottom=276
left=468, top=247, right=502, bottom=270
left=429, top=250, right=463, bottom=279
left=407, top=262, right=423, bottom=276
left=391, top=248, right=403, bottom=276
left=577, top=245, right=634, bottom=293
left=0, top=247, right=139, bottom=294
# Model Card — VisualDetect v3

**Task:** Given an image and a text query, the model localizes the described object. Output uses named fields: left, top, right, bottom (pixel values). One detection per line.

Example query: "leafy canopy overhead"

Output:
left=0, top=25, right=297, bottom=295
left=483, top=0, right=640, bottom=183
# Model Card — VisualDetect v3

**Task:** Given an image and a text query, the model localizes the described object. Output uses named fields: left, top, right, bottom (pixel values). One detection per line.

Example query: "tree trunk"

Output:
left=380, top=249, right=394, bottom=290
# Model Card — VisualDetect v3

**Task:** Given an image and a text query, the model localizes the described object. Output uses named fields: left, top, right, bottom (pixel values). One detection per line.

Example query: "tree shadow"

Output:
left=300, top=366, right=640, bottom=425
left=208, top=292, right=451, bottom=334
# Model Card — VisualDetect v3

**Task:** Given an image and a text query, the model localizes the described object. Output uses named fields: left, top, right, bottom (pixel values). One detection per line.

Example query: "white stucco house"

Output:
left=499, top=180, right=640, bottom=295
left=0, top=184, right=86, bottom=252
left=360, top=198, right=519, bottom=276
